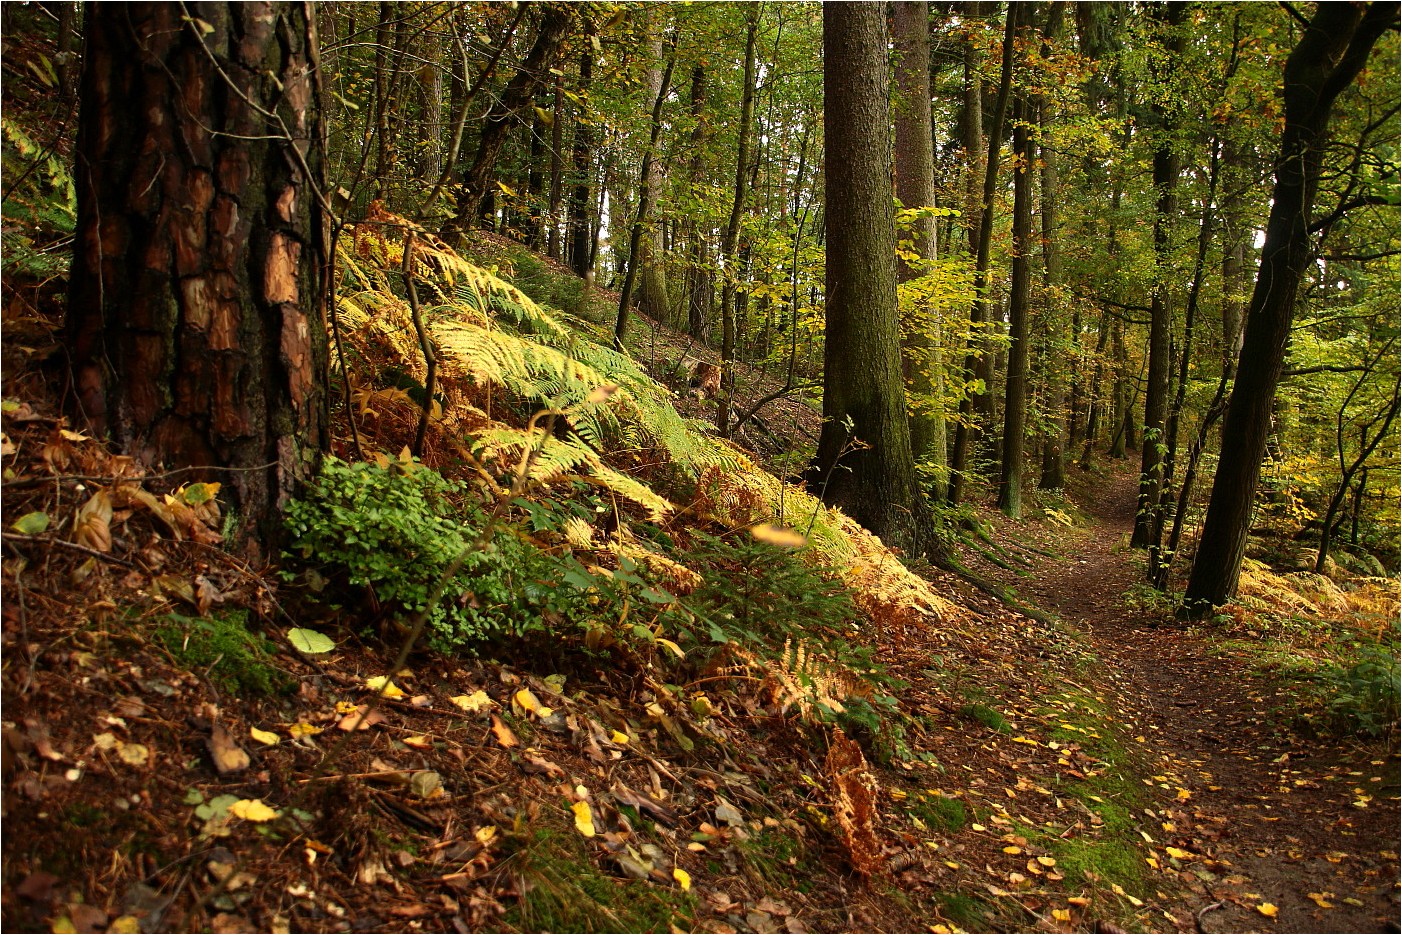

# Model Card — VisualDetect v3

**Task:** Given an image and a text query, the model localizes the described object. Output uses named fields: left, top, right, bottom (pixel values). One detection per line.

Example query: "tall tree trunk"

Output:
left=638, top=29, right=672, bottom=326
left=716, top=8, right=759, bottom=436
left=1036, top=3, right=1067, bottom=492
left=997, top=87, right=1033, bottom=517
left=811, top=2, right=934, bottom=556
left=1131, top=2, right=1184, bottom=550
left=682, top=63, right=714, bottom=344
left=893, top=0, right=948, bottom=497
left=68, top=1, right=328, bottom=560
left=547, top=73, right=565, bottom=259
left=444, top=3, right=573, bottom=241
left=1183, top=2, right=1396, bottom=615
left=614, top=37, right=676, bottom=350
left=950, top=2, right=1017, bottom=504
left=567, top=43, right=595, bottom=277
left=372, top=1, right=396, bottom=198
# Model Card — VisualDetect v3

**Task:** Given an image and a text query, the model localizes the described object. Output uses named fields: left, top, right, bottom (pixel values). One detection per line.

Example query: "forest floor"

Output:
left=3, top=233, right=1397, bottom=935
left=960, top=468, right=1401, bottom=934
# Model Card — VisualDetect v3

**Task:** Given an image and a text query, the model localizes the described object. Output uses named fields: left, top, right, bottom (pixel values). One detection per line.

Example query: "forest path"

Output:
left=997, top=470, right=1399, bottom=934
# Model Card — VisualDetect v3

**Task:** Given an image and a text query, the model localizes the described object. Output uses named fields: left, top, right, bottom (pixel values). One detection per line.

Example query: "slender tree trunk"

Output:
left=638, top=29, right=673, bottom=326
left=893, top=0, right=948, bottom=497
left=997, top=86, right=1033, bottom=517
left=1132, top=2, right=1184, bottom=550
left=1036, top=3, right=1068, bottom=491
left=1183, top=2, right=1396, bottom=615
left=812, top=1, right=934, bottom=556
left=547, top=73, right=565, bottom=258
left=950, top=2, right=1017, bottom=503
left=372, top=1, right=396, bottom=198
left=68, top=1, right=328, bottom=560
left=716, top=8, right=759, bottom=436
left=567, top=44, right=595, bottom=277
left=614, top=36, right=676, bottom=350
left=683, top=63, right=714, bottom=344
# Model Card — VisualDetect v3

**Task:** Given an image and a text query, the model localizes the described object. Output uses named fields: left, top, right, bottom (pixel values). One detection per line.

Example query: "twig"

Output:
left=1, top=532, right=135, bottom=568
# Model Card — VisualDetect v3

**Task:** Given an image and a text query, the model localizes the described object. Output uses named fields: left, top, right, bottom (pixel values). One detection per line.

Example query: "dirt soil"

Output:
left=968, top=469, right=1401, bottom=934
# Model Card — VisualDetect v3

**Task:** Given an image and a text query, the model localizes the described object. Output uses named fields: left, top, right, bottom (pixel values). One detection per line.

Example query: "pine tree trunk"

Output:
left=68, top=1, right=328, bottom=560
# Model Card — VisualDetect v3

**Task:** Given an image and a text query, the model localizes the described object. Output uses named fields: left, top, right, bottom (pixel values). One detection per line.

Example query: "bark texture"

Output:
left=812, top=3, right=932, bottom=555
left=68, top=1, right=328, bottom=558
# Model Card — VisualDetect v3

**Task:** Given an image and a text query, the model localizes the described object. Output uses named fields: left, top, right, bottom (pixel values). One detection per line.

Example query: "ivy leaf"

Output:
left=287, top=628, right=335, bottom=654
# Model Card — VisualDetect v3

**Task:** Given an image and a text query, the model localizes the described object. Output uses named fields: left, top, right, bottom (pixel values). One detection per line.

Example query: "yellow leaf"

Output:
left=749, top=523, right=806, bottom=548
left=250, top=727, right=280, bottom=746
left=571, top=800, right=595, bottom=837
left=401, top=735, right=432, bottom=750
left=514, top=688, right=553, bottom=718
left=230, top=799, right=280, bottom=822
left=287, top=722, right=322, bottom=738
left=610, top=730, right=630, bottom=745
left=673, top=868, right=691, bottom=891
left=1256, top=903, right=1278, bottom=918
left=51, top=916, right=77, bottom=934
left=1307, top=892, right=1335, bottom=909
left=335, top=701, right=360, bottom=715
left=107, top=915, right=142, bottom=933
left=656, top=638, right=686, bottom=659
left=1052, top=909, right=1072, bottom=922
left=450, top=690, right=495, bottom=713
left=1165, top=846, right=1194, bottom=860
left=118, top=743, right=150, bottom=767
left=365, top=675, right=405, bottom=698
left=475, top=826, right=498, bottom=845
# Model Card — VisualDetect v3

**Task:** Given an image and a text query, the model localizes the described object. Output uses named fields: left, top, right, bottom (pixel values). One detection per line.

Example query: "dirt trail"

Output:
left=1008, top=472, right=1399, bottom=934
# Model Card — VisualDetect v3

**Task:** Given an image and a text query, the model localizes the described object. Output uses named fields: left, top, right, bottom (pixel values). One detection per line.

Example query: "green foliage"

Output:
left=1, top=115, right=76, bottom=279
left=153, top=611, right=287, bottom=696
left=285, top=458, right=582, bottom=651
left=1323, top=645, right=1400, bottom=737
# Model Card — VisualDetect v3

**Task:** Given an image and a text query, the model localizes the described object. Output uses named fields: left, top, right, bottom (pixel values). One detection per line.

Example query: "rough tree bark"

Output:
left=810, top=2, right=933, bottom=556
left=67, top=1, right=328, bottom=559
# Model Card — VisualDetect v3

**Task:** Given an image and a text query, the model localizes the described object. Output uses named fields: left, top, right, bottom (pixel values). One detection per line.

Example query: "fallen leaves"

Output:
left=571, top=800, right=596, bottom=837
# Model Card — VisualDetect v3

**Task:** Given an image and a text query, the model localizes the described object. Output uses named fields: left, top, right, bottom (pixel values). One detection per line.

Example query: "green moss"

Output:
left=907, top=792, right=967, bottom=832
left=503, top=827, right=695, bottom=933
left=153, top=610, right=288, bottom=696
left=959, top=702, right=1011, bottom=733
left=934, top=891, right=990, bottom=931
left=1049, top=835, right=1146, bottom=894
left=736, top=827, right=814, bottom=891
